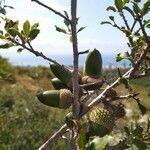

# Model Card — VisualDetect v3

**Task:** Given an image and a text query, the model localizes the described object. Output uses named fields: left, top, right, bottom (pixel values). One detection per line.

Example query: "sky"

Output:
left=0, top=0, right=129, bottom=66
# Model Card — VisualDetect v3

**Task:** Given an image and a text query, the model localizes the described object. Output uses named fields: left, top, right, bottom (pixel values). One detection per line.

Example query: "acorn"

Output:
left=82, top=76, right=104, bottom=91
left=36, top=89, right=73, bottom=109
left=50, top=63, right=72, bottom=88
left=87, top=107, right=115, bottom=137
left=51, top=78, right=68, bottom=90
left=84, top=49, right=102, bottom=79
left=50, top=64, right=82, bottom=88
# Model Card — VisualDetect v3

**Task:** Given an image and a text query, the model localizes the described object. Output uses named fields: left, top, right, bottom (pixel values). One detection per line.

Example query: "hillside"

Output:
left=0, top=56, right=149, bottom=149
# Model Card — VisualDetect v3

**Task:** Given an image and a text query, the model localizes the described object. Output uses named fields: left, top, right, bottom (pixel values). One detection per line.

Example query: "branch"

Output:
left=31, top=0, right=71, bottom=23
left=70, top=0, right=79, bottom=149
left=37, top=41, right=150, bottom=150
left=128, top=45, right=150, bottom=79
left=38, top=124, right=68, bottom=150
left=136, top=14, right=150, bottom=45
left=78, top=50, right=89, bottom=55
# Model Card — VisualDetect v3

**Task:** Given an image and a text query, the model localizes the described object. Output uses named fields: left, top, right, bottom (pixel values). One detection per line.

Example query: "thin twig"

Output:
left=78, top=50, right=89, bottom=55
left=31, top=0, right=71, bottom=23
left=121, top=11, right=135, bottom=57
left=38, top=124, right=68, bottom=150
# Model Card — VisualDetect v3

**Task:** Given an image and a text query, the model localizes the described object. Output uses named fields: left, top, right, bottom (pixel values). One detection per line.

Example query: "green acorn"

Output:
left=84, top=49, right=102, bottom=79
left=51, top=78, right=68, bottom=90
left=82, top=76, right=104, bottom=90
left=50, top=64, right=72, bottom=88
left=36, top=89, right=73, bottom=109
left=87, top=107, right=115, bottom=137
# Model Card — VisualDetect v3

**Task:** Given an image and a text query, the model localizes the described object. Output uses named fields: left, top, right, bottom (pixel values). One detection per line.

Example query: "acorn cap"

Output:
left=51, top=78, right=68, bottom=90
left=82, top=76, right=104, bottom=91
left=84, top=49, right=102, bottom=78
left=50, top=64, right=72, bottom=88
left=36, top=89, right=73, bottom=109
left=89, top=107, right=115, bottom=131
left=59, top=89, right=73, bottom=109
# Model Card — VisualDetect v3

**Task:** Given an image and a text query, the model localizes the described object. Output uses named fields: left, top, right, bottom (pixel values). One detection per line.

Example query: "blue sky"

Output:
left=0, top=0, right=129, bottom=65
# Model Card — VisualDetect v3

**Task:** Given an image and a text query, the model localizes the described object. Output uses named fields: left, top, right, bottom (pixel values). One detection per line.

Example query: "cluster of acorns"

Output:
left=36, top=49, right=126, bottom=138
left=36, top=49, right=104, bottom=109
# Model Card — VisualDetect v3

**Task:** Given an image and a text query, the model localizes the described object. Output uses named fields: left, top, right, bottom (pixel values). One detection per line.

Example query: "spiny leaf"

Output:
left=64, top=19, right=70, bottom=27
left=23, top=20, right=31, bottom=37
left=109, top=16, right=114, bottom=21
left=55, top=26, right=67, bottom=34
left=119, top=77, right=129, bottom=89
left=31, top=23, right=39, bottom=30
left=124, top=126, right=130, bottom=136
left=106, top=6, right=116, bottom=12
left=0, top=34, right=6, bottom=40
left=132, top=138, right=147, bottom=149
left=77, top=128, right=87, bottom=150
left=115, top=0, right=124, bottom=12
left=7, top=28, right=24, bottom=40
left=133, top=2, right=141, bottom=14
left=101, top=21, right=112, bottom=25
left=77, top=26, right=87, bottom=33
left=65, top=113, right=75, bottom=129
left=0, top=43, right=14, bottom=49
left=146, top=23, right=150, bottom=28
left=142, top=0, right=150, bottom=16
left=17, top=48, right=23, bottom=53
left=29, top=29, right=40, bottom=41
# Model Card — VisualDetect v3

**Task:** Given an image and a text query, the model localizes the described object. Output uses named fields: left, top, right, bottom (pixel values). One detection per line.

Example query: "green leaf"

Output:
left=77, top=128, right=87, bottom=150
left=77, top=26, right=87, bottom=33
left=116, top=52, right=133, bottom=63
left=55, top=26, right=67, bottom=34
left=23, top=20, right=31, bottom=37
left=132, top=138, right=147, bottom=149
left=124, top=126, right=130, bottom=135
left=133, top=0, right=141, bottom=2
left=124, top=0, right=130, bottom=4
left=7, top=28, right=24, bottom=40
left=106, top=6, right=116, bottom=12
left=0, top=34, right=6, bottom=40
left=65, top=113, right=75, bottom=129
left=29, top=29, right=40, bottom=41
left=115, top=0, right=124, bottom=12
left=0, top=8, right=6, bottom=15
left=31, top=23, right=39, bottom=30
left=17, top=48, right=23, bottom=53
left=133, top=2, right=141, bottom=14
left=64, top=19, right=70, bottom=27
left=109, top=16, right=114, bottom=21
left=142, top=0, right=150, bottom=16
left=0, top=43, right=14, bottom=49
left=101, top=21, right=112, bottom=25
left=146, top=23, right=150, bottom=28
left=119, top=77, right=129, bottom=89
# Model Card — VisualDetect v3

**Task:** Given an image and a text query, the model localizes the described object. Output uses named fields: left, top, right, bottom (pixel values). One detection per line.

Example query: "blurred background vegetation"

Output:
left=0, top=56, right=149, bottom=150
